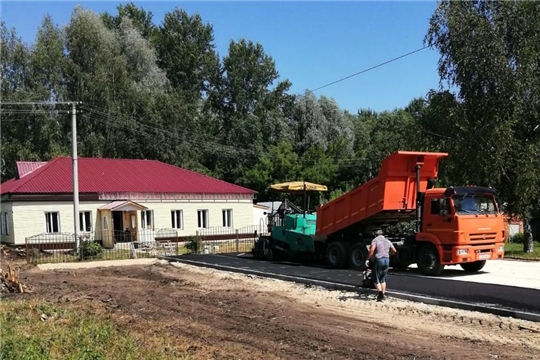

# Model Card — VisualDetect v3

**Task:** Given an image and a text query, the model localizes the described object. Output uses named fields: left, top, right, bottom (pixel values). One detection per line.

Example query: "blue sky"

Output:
left=1, top=1, right=444, bottom=113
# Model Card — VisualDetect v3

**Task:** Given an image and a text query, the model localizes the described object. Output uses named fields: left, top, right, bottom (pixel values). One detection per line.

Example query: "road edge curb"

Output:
left=158, top=255, right=540, bottom=323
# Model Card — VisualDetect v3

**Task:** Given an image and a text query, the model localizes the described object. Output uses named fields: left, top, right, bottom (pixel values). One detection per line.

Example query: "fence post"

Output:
left=176, top=231, right=179, bottom=255
left=80, top=234, right=84, bottom=262
left=25, top=237, right=29, bottom=264
left=235, top=229, right=239, bottom=252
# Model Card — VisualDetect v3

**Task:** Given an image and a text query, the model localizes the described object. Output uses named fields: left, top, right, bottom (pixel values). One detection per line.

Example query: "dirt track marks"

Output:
left=166, top=261, right=540, bottom=355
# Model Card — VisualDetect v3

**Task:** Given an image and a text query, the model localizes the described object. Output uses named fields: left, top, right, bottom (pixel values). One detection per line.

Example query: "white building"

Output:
left=0, top=157, right=257, bottom=246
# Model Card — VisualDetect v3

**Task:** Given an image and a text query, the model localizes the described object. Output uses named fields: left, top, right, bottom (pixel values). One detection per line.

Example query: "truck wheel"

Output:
left=417, top=244, right=445, bottom=276
left=348, top=243, right=368, bottom=270
left=326, top=242, right=348, bottom=269
left=460, top=260, right=486, bottom=273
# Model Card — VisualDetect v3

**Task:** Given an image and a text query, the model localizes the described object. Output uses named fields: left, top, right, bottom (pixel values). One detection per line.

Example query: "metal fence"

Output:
left=24, top=225, right=267, bottom=264
left=194, top=224, right=267, bottom=254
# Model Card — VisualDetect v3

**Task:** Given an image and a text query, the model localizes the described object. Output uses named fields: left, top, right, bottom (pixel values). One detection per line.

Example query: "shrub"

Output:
left=81, top=241, right=103, bottom=258
left=30, top=248, right=41, bottom=264
left=185, top=236, right=203, bottom=254
left=510, top=233, right=525, bottom=244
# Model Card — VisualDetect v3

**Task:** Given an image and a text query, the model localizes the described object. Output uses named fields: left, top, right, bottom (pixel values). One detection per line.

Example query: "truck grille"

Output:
left=469, top=232, right=498, bottom=241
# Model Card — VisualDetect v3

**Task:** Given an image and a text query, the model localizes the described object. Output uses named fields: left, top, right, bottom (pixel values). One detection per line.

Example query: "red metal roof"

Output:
left=1, top=157, right=257, bottom=195
left=16, top=161, right=48, bottom=178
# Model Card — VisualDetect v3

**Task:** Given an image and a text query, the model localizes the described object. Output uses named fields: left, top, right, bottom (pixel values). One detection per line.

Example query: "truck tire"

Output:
left=460, top=260, right=486, bottom=273
left=348, top=243, right=368, bottom=270
left=417, top=244, right=445, bottom=276
left=326, top=242, right=348, bottom=269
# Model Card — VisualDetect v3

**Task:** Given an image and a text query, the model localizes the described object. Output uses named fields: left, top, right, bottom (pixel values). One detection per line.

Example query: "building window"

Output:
left=79, top=211, right=92, bottom=232
left=45, top=212, right=60, bottom=233
left=222, top=209, right=233, bottom=228
left=171, top=210, right=183, bottom=229
left=197, top=210, right=209, bottom=229
left=141, top=210, right=154, bottom=229
left=0, top=212, right=8, bottom=235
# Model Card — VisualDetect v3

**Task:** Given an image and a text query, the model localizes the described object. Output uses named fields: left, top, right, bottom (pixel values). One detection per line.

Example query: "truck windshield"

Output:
left=452, top=195, right=498, bottom=215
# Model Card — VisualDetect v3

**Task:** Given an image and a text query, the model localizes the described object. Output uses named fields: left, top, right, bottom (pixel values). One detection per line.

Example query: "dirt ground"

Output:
left=2, top=252, right=540, bottom=359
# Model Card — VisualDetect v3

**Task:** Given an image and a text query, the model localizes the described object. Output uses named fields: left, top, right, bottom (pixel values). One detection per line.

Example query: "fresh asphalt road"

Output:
left=406, top=259, right=540, bottom=290
left=173, top=253, right=540, bottom=315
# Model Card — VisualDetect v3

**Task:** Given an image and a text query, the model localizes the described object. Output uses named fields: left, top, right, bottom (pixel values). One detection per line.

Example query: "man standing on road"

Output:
left=367, top=229, right=397, bottom=301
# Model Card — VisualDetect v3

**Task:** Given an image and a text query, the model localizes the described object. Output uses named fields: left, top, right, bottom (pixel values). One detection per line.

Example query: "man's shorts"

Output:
left=373, top=257, right=390, bottom=284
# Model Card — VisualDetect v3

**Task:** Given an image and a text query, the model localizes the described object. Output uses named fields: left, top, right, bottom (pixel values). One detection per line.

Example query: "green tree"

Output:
left=0, top=18, right=70, bottom=181
left=209, top=39, right=293, bottom=182
left=102, top=2, right=158, bottom=41
left=241, top=141, right=300, bottom=201
left=426, top=0, right=540, bottom=218
left=156, top=8, right=220, bottom=98
left=291, top=92, right=329, bottom=154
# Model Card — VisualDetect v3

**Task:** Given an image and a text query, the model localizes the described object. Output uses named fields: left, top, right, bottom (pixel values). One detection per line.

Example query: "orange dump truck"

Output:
left=315, top=151, right=506, bottom=275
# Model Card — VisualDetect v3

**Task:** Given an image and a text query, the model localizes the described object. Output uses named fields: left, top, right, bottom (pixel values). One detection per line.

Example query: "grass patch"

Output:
left=504, top=241, right=540, bottom=260
left=0, top=300, right=192, bottom=360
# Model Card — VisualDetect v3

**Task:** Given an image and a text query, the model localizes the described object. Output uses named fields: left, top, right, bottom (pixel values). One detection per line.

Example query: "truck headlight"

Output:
left=498, top=245, right=504, bottom=252
left=457, top=249, right=468, bottom=255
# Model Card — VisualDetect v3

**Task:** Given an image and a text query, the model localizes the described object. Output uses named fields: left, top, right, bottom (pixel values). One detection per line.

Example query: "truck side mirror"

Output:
left=439, top=209, right=448, bottom=216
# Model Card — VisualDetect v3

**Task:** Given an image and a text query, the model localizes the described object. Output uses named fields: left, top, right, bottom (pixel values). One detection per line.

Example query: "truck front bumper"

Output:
left=443, top=243, right=505, bottom=264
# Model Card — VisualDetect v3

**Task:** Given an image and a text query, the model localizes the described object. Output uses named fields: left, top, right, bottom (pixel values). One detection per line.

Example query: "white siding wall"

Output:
left=11, top=201, right=104, bottom=245
left=9, top=199, right=254, bottom=245
left=136, top=199, right=253, bottom=235
left=253, top=205, right=268, bottom=227
left=0, top=202, right=14, bottom=243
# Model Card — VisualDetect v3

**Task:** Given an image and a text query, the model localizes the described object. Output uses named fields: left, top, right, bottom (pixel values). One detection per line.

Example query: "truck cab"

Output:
left=416, top=186, right=506, bottom=275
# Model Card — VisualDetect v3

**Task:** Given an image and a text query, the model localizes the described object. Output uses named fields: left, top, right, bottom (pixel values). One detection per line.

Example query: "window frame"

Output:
left=171, top=210, right=184, bottom=230
left=222, top=209, right=233, bottom=228
left=45, top=211, right=61, bottom=233
left=141, top=210, right=154, bottom=229
left=197, top=209, right=209, bottom=229
left=79, top=211, right=92, bottom=233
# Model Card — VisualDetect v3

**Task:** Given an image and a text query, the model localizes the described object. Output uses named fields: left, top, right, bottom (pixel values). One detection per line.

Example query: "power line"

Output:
left=303, top=46, right=429, bottom=96
left=81, top=106, right=366, bottom=166
left=81, top=105, right=256, bottom=158
left=79, top=105, right=379, bottom=166
left=1, top=101, right=79, bottom=105
left=0, top=46, right=431, bottom=166
left=1, top=100, right=83, bottom=255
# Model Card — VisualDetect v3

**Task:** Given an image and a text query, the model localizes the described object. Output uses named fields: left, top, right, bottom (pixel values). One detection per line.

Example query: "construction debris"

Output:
left=1, top=263, right=31, bottom=293
left=1, top=245, right=25, bottom=258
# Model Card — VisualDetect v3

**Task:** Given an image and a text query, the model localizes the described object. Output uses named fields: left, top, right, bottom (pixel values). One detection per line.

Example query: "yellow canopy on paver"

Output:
left=270, top=181, right=328, bottom=192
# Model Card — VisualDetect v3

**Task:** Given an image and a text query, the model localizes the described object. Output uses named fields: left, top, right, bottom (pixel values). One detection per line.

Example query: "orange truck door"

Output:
left=424, top=197, right=454, bottom=246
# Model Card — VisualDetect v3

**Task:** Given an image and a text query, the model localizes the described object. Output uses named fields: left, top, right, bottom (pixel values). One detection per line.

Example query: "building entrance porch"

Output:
left=98, top=201, right=148, bottom=248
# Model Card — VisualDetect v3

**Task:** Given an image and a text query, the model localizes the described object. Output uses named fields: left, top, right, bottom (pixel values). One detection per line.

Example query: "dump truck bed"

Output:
left=315, top=151, right=448, bottom=237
